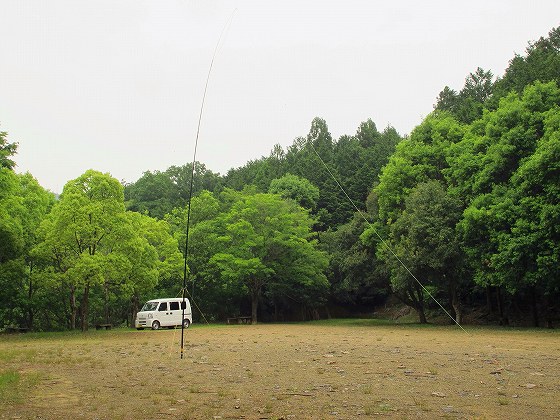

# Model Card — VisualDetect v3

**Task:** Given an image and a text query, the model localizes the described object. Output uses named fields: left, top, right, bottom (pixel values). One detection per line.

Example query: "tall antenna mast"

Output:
left=181, top=11, right=236, bottom=359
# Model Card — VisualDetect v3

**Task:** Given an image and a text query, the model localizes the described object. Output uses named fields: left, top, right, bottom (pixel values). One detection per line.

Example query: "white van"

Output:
left=135, top=298, right=193, bottom=330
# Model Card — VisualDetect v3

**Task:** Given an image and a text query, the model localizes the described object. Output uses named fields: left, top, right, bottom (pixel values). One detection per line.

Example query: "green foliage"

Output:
left=371, top=78, right=560, bottom=324
left=124, top=162, right=221, bottom=219
left=435, top=67, right=494, bottom=123
left=0, top=168, right=54, bottom=329
left=165, top=189, right=329, bottom=322
left=371, top=113, right=464, bottom=226
left=320, top=214, right=388, bottom=307
left=493, top=26, right=560, bottom=102
left=3, top=27, right=560, bottom=329
left=225, top=117, right=401, bottom=228
left=29, top=170, right=181, bottom=330
left=0, top=130, right=18, bottom=170
left=269, top=173, right=319, bottom=209
left=452, top=82, right=560, bottom=298
left=386, top=181, right=465, bottom=323
left=0, top=168, right=24, bottom=263
left=210, top=191, right=329, bottom=321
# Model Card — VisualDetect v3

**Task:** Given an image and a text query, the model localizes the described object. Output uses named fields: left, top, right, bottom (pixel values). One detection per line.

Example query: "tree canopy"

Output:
left=2, top=26, right=560, bottom=330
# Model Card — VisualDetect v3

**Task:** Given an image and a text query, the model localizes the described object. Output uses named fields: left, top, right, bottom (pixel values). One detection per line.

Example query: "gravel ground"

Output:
left=1, top=321, right=559, bottom=419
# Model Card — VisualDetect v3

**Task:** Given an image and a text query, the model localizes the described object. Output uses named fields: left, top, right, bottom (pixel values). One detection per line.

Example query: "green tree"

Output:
left=320, top=214, right=388, bottom=309
left=0, top=130, right=54, bottom=329
left=269, top=173, right=319, bottom=210
left=435, top=68, right=494, bottom=124
left=165, top=190, right=231, bottom=318
left=17, top=173, right=55, bottom=329
left=448, top=82, right=560, bottom=324
left=0, top=168, right=23, bottom=264
left=362, top=113, right=466, bottom=322
left=124, top=162, right=221, bottom=219
left=209, top=192, right=329, bottom=323
left=371, top=113, right=465, bottom=226
left=124, top=170, right=177, bottom=219
left=117, top=212, right=183, bottom=325
left=0, top=167, right=25, bottom=327
left=385, top=181, right=465, bottom=323
left=334, top=122, right=401, bottom=210
left=0, top=129, right=18, bottom=170
left=492, top=26, right=560, bottom=102
left=35, top=170, right=126, bottom=330
left=502, top=106, right=560, bottom=326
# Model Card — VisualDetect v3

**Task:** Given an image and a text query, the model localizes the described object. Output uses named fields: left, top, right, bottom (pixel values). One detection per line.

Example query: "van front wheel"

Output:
left=151, top=321, right=161, bottom=330
left=183, top=319, right=191, bottom=329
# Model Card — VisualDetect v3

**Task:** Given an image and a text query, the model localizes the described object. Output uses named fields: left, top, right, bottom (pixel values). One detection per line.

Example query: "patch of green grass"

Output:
left=263, top=402, right=273, bottom=414
left=294, top=318, right=451, bottom=330
left=363, top=405, right=375, bottom=415
left=361, top=384, right=373, bottom=395
left=0, top=369, right=41, bottom=405
left=379, top=402, right=393, bottom=412
left=0, top=370, right=20, bottom=401
left=427, top=366, right=439, bottom=375
left=300, top=318, right=395, bottom=327
left=0, top=348, right=37, bottom=363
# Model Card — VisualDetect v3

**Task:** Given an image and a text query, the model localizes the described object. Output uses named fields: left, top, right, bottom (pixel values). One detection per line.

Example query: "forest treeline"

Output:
left=1, top=27, right=559, bottom=330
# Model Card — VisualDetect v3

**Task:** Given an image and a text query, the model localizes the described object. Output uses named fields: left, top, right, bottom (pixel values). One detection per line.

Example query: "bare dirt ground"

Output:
left=1, top=320, right=559, bottom=419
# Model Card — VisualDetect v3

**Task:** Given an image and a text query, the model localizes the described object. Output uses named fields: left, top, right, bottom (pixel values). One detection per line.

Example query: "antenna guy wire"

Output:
left=307, top=142, right=468, bottom=333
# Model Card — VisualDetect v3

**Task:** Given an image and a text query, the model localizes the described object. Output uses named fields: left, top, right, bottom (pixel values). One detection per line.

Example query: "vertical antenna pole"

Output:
left=181, top=10, right=236, bottom=359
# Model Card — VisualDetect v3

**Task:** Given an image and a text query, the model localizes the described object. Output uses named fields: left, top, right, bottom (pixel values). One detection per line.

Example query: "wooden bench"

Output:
left=5, top=326, right=29, bottom=333
left=95, top=324, right=112, bottom=330
left=226, top=316, right=252, bottom=325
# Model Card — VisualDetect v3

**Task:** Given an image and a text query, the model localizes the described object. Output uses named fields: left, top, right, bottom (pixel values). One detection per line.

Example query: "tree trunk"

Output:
left=450, top=284, right=462, bottom=325
left=81, top=283, right=90, bottom=332
left=496, top=287, right=508, bottom=326
left=104, top=282, right=110, bottom=325
left=27, top=264, right=34, bottom=330
left=544, top=294, right=554, bottom=329
left=486, top=285, right=493, bottom=313
left=251, top=287, right=259, bottom=325
left=311, top=308, right=320, bottom=320
left=70, top=285, right=77, bottom=330
left=530, top=286, right=539, bottom=328
left=395, top=286, right=427, bottom=323
left=412, top=283, right=427, bottom=323
left=131, top=294, right=140, bottom=327
left=416, top=304, right=428, bottom=324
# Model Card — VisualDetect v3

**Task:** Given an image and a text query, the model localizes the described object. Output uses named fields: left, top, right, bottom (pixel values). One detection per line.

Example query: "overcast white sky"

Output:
left=1, top=1, right=559, bottom=193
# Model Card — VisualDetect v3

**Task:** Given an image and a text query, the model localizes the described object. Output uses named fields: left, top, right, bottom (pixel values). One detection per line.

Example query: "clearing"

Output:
left=1, top=320, right=559, bottom=419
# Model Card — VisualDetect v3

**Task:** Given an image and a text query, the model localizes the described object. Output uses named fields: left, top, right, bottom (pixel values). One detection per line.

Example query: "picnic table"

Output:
left=5, top=326, right=29, bottom=333
left=226, top=316, right=252, bottom=325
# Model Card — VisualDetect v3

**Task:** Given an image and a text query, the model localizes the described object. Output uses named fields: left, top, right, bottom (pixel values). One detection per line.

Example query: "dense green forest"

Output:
left=1, top=27, right=559, bottom=330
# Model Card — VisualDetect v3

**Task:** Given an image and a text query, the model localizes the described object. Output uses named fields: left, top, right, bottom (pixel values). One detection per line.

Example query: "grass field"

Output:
left=1, top=320, right=559, bottom=419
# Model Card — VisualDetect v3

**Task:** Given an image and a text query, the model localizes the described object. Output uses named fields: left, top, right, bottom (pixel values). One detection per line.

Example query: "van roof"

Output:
left=146, top=298, right=190, bottom=303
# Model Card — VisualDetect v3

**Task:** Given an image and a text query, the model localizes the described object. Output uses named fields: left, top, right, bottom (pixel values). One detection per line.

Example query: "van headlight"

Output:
left=148, top=313, right=153, bottom=319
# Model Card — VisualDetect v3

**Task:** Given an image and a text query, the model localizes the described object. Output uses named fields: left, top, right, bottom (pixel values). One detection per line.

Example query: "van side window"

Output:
left=170, top=301, right=179, bottom=311
left=180, top=301, right=187, bottom=310
left=158, top=302, right=168, bottom=311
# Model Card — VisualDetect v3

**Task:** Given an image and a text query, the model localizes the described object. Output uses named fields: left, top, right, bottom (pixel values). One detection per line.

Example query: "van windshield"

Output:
left=141, top=302, right=158, bottom=312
